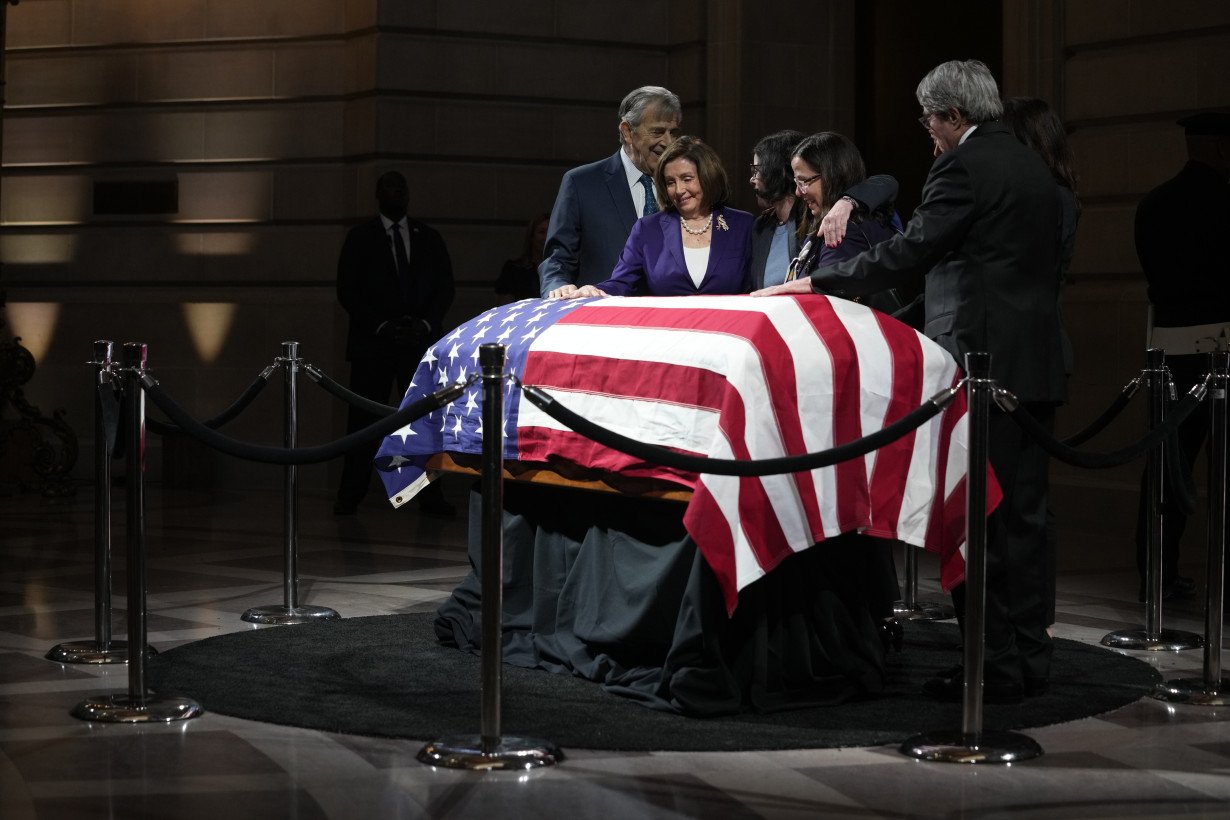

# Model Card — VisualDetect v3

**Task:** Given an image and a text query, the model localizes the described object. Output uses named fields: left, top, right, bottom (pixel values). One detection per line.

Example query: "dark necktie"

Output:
left=639, top=175, right=658, bottom=216
left=391, top=223, right=411, bottom=299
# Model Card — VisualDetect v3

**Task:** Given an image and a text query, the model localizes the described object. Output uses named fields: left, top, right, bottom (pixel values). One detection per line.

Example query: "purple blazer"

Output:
left=594, top=206, right=754, bottom=296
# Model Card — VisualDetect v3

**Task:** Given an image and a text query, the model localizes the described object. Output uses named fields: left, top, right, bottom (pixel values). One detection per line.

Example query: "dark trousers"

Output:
left=336, top=355, right=418, bottom=508
left=1134, top=353, right=1212, bottom=585
left=954, top=403, right=1054, bottom=686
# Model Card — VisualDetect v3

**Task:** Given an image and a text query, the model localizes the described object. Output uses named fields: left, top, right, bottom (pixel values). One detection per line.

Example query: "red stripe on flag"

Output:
left=866, top=312, right=926, bottom=534
left=794, top=297, right=870, bottom=534
left=552, top=303, right=825, bottom=529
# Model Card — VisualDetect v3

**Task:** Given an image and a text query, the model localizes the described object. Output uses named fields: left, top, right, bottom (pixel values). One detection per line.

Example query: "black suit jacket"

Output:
left=812, top=124, right=1065, bottom=403
left=337, top=216, right=455, bottom=361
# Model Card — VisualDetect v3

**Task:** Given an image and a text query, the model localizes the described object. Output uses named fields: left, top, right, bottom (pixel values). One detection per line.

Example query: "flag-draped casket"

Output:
left=376, top=294, right=993, bottom=613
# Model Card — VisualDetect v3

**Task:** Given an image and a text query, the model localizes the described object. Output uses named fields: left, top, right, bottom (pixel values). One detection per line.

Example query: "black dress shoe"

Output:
left=1138, top=576, right=1197, bottom=603
left=878, top=618, right=904, bottom=653
left=922, top=665, right=1024, bottom=705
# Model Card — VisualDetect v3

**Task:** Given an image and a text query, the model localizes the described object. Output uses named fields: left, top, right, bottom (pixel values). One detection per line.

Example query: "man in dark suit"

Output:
left=539, top=86, right=681, bottom=298
left=334, top=170, right=456, bottom=516
left=756, top=60, right=1064, bottom=703
left=1133, top=111, right=1230, bottom=604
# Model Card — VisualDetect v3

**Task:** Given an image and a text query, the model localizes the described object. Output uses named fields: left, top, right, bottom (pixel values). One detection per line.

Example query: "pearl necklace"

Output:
left=680, top=214, right=713, bottom=236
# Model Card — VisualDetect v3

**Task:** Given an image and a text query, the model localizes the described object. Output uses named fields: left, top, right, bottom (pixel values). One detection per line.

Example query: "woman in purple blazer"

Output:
left=550, top=136, right=753, bottom=298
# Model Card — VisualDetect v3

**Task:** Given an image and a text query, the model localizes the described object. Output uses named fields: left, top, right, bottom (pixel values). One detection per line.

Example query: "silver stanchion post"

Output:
left=894, top=545, right=956, bottom=621
left=1153, top=350, right=1228, bottom=704
left=418, top=343, right=561, bottom=770
left=71, top=342, right=203, bottom=723
left=243, top=341, right=340, bottom=624
left=901, top=351, right=1042, bottom=764
left=1103, top=348, right=1202, bottom=651
left=48, top=341, right=151, bottom=665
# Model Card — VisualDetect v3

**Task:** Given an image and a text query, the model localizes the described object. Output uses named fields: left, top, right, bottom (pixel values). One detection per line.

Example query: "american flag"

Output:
left=376, top=294, right=993, bottom=613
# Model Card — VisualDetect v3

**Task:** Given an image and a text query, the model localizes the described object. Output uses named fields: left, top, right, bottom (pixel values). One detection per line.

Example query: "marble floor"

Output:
left=1, top=479, right=1228, bottom=820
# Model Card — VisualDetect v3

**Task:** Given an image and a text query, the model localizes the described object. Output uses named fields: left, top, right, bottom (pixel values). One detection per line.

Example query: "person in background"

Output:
left=538, top=86, right=682, bottom=297
left=495, top=212, right=549, bottom=303
left=334, top=171, right=456, bottom=518
left=550, top=135, right=752, bottom=299
left=1132, top=110, right=1230, bottom=605
left=1001, top=96, right=1081, bottom=629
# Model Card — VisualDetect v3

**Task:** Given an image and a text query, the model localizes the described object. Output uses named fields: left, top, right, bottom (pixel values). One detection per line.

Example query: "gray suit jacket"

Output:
left=538, top=150, right=639, bottom=296
left=811, top=124, right=1065, bottom=403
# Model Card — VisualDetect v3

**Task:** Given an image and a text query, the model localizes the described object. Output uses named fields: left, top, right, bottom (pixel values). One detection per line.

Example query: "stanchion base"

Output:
left=241, top=605, right=341, bottom=625
left=45, top=640, right=156, bottom=665
left=1150, top=677, right=1230, bottom=706
left=1100, top=628, right=1204, bottom=651
left=70, top=693, right=203, bottom=723
left=417, top=734, right=563, bottom=770
left=893, top=600, right=956, bottom=621
left=900, top=729, right=1043, bottom=764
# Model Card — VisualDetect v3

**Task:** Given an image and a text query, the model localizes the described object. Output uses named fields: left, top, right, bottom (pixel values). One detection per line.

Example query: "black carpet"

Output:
left=146, top=614, right=1161, bottom=751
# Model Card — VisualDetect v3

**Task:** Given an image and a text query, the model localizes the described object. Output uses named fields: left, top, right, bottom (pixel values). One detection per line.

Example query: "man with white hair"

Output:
left=757, top=60, right=1064, bottom=704
left=539, top=86, right=682, bottom=298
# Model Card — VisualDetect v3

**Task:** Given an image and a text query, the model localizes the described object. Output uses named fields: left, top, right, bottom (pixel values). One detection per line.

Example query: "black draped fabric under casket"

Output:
left=434, top=482, right=892, bottom=716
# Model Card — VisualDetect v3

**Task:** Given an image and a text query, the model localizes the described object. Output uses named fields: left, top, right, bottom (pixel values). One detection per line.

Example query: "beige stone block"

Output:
left=274, top=41, right=367, bottom=97
left=344, top=0, right=379, bottom=30
left=374, top=99, right=442, bottom=155
left=138, top=48, right=276, bottom=102
left=492, top=167, right=570, bottom=223
left=7, top=52, right=140, bottom=106
left=1064, top=38, right=1230, bottom=121
left=4, top=116, right=80, bottom=166
left=205, top=0, right=347, bottom=38
left=7, top=0, right=73, bottom=47
left=21, top=110, right=209, bottom=165
left=556, top=0, right=671, bottom=44
left=72, top=0, right=208, bottom=45
left=271, top=167, right=349, bottom=221
left=202, top=103, right=348, bottom=161
left=1069, top=122, right=1186, bottom=199
left=431, top=101, right=564, bottom=160
left=1064, top=0, right=1131, bottom=45
left=177, top=171, right=274, bottom=222
left=1, top=174, right=93, bottom=224
left=342, top=98, right=379, bottom=156
left=1195, top=40, right=1230, bottom=108
left=1129, top=2, right=1230, bottom=36
left=379, top=36, right=500, bottom=95
left=435, top=1, right=557, bottom=36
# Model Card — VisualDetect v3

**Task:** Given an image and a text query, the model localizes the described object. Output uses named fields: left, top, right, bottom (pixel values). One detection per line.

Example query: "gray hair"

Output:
left=915, top=60, right=1003, bottom=124
left=617, top=85, right=681, bottom=142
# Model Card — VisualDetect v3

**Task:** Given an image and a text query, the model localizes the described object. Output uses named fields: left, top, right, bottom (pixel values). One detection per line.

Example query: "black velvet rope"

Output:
left=1060, top=377, right=1140, bottom=447
left=518, top=383, right=956, bottom=477
left=301, top=362, right=396, bottom=417
left=146, top=368, right=275, bottom=436
left=140, top=375, right=463, bottom=465
left=999, top=389, right=1204, bottom=469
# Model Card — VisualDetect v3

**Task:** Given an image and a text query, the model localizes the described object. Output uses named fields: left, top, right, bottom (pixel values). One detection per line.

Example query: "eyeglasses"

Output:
left=918, top=112, right=942, bottom=129
left=749, top=164, right=761, bottom=177
left=793, top=173, right=822, bottom=190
